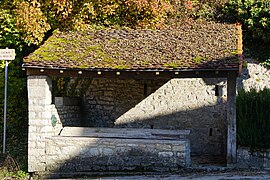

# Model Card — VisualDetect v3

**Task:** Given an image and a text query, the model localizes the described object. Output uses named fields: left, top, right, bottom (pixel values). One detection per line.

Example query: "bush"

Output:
left=237, top=88, right=270, bottom=149
left=187, top=0, right=228, bottom=20
left=224, top=0, right=270, bottom=43
left=40, top=0, right=181, bottom=29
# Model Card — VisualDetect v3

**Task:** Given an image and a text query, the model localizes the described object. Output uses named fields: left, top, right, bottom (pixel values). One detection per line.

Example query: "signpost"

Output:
left=1, top=48, right=15, bottom=154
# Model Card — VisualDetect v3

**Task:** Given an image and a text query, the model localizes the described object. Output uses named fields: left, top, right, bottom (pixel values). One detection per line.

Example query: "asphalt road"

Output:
left=48, top=170, right=270, bottom=180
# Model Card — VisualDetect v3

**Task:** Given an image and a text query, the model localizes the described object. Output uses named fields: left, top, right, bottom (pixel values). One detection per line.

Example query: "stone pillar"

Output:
left=27, top=75, right=61, bottom=172
left=227, top=72, right=237, bottom=165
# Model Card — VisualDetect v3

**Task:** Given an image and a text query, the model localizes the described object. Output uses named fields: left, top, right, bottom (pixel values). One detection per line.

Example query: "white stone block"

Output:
left=36, top=141, right=46, bottom=148
left=90, top=148, right=100, bottom=156
left=28, top=141, right=36, bottom=148
left=39, top=126, right=52, bottom=133
left=156, top=144, right=171, bottom=151
left=62, top=146, right=78, bottom=155
left=158, top=152, right=173, bottom=157
left=29, top=120, right=50, bottom=126
left=102, top=148, right=114, bottom=156
left=172, top=145, right=185, bottom=152
left=28, top=126, right=36, bottom=133
left=177, top=152, right=185, bottom=158
left=46, top=146, right=61, bottom=155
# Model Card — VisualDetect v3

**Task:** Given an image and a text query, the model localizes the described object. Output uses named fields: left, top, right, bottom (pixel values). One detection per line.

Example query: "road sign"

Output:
left=0, top=49, right=15, bottom=60
left=1, top=48, right=16, bottom=154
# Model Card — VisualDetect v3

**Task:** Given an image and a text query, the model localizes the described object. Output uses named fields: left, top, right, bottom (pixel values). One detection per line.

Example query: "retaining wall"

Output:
left=237, top=148, right=270, bottom=169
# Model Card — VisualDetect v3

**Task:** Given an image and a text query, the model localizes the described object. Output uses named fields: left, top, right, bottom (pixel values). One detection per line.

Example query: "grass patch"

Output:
left=164, top=62, right=179, bottom=68
left=193, top=57, right=204, bottom=64
left=0, top=124, right=28, bottom=179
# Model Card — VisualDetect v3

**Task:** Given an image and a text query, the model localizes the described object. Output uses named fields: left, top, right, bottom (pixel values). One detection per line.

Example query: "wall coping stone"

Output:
left=59, top=127, right=190, bottom=140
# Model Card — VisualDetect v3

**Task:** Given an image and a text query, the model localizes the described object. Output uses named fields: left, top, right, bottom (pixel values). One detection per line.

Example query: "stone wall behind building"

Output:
left=54, top=97, right=82, bottom=126
left=74, top=59, right=270, bottom=156
left=237, top=59, right=270, bottom=91
left=237, top=148, right=270, bottom=168
left=78, top=78, right=227, bottom=156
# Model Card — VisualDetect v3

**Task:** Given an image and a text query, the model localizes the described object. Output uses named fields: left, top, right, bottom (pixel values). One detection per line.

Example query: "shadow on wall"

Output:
left=54, top=76, right=237, bottom=157
left=48, top=95, right=227, bottom=178
left=47, top=61, right=254, bottom=177
left=80, top=79, right=169, bottom=128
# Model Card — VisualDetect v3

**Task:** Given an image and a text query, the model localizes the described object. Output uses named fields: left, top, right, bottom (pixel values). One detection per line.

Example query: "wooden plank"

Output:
left=60, top=127, right=190, bottom=140
left=227, top=71, right=237, bottom=165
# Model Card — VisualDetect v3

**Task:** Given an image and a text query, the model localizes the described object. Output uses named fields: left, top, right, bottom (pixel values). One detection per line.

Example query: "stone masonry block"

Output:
left=156, top=144, right=171, bottom=151
left=36, top=141, right=46, bottom=148
left=172, top=145, right=185, bottom=152
left=27, top=76, right=52, bottom=105
left=62, top=146, right=78, bottom=155
left=158, top=152, right=174, bottom=157
left=28, top=87, right=51, bottom=98
left=55, top=97, right=80, bottom=106
left=29, top=119, right=50, bottom=126
left=28, top=141, right=36, bottom=148
left=28, top=163, right=46, bottom=172
left=102, top=147, right=114, bottom=156
left=45, top=136, right=190, bottom=172
left=46, top=146, right=61, bottom=155
left=27, top=75, right=52, bottom=87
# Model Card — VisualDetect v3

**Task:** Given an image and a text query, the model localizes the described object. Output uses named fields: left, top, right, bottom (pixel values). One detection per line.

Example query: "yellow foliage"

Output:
left=48, top=0, right=73, bottom=20
left=40, top=0, right=182, bottom=30
left=15, top=0, right=50, bottom=45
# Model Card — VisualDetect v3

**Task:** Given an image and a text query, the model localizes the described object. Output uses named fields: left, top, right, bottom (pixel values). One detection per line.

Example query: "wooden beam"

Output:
left=26, top=68, right=238, bottom=79
left=227, top=71, right=237, bottom=165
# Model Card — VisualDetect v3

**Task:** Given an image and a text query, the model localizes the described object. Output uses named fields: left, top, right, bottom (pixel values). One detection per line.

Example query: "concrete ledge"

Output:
left=60, top=127, right=190, bottom=140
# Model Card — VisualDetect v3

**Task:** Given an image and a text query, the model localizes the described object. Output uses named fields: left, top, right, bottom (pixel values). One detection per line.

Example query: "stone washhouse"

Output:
left=23, top=20, right=243, bottom=176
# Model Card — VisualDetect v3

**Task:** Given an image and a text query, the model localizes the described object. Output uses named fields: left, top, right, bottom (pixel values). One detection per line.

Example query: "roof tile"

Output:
left=23, top=20, right=240, bottom=71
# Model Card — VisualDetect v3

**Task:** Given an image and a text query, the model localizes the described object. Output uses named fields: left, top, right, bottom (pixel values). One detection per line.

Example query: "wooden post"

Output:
left=227, top=72, right=237, bottom=165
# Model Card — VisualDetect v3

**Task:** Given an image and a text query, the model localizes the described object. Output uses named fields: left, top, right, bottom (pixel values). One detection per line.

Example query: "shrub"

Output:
left=39, top=0, right=180, bottom=29
left=224, top=0, right=270, bottom=43
left=188, top=0, right=228, bottom=20
left=237, top=88, right=270, bottom=149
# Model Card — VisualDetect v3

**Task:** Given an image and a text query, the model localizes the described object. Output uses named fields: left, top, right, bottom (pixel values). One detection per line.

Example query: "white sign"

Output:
left=0, top=49, right=15, bottom=60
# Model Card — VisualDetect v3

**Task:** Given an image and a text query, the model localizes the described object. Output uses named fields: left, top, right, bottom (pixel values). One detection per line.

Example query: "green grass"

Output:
left=0, top=125, right=28, bottom=179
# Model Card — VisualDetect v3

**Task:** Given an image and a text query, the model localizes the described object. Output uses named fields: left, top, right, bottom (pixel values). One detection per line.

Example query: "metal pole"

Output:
left=3, top=60, right=8, bottom=154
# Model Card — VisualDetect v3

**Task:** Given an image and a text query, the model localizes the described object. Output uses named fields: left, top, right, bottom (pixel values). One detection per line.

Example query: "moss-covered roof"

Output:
left=23, top=20, right=240, bottom=71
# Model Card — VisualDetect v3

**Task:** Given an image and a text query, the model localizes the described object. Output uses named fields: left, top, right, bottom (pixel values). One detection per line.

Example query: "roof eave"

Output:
left=23, top=65, right=240, bottom=79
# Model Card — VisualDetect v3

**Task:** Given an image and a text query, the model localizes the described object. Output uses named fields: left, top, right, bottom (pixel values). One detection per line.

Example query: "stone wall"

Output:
left=27, top=60, right=270, bottom=173
left=45, top=136, right=190, bottom=172
left=81, top=79, right=165, bottom=127
left=55, top=97, right=82, bottom=126
left=237, top=148, right=270, bottom=168
left=238, top=59, right=270, bottom=91
left=76, top=59, right=270, bottom=157
left=80, top=78, right=227, bottom=156
left=27, top=76, right=62, bottom=172
left=235, top=60, right=270, bottom=169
